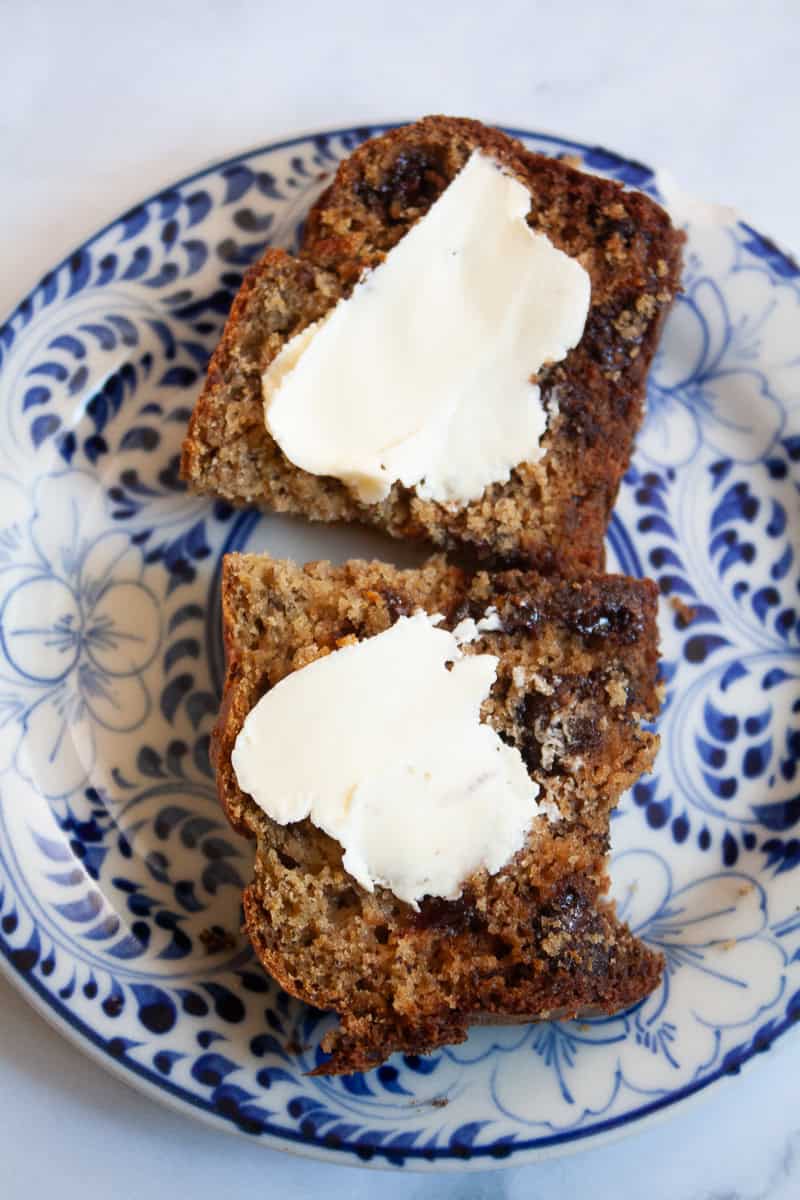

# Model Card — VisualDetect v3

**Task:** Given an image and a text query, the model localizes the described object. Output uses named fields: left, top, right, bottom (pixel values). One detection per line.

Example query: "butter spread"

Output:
left=263, top=150, right=591, bottom=505
left=231, top=610, right=552, bottom=907
left=451, top=606, right=503, bottom=643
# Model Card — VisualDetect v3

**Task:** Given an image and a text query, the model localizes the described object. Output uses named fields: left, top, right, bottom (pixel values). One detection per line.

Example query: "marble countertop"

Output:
left=2, top=2, right=798, bottom=1196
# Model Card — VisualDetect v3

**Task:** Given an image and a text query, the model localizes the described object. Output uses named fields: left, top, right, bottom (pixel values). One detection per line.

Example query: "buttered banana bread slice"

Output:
left=213, top=552, right=663, bottom=1074
left=182, top=116, right=682, bottom=573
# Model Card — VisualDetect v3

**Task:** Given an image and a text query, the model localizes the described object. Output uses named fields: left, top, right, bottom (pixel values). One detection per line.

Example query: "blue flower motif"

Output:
left=639, top=276, right=785, bottom=468
left=483, top=1014, right=629, bottom=1130
left=612, top=849, right=785, bottom=1093
left=0, top=471, right=161, bottom=797
left=474, top=849, right=786, bottom=1129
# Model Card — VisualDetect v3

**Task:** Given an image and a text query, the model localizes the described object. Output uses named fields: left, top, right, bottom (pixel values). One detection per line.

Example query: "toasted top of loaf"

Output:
left=213, top=553, right=663, bottom=1073
left=182, top=116, right=683, bottom=572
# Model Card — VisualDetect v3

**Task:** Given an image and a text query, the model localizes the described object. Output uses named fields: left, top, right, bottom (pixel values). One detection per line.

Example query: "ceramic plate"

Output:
left=1, top=125, right=798, bottom=1171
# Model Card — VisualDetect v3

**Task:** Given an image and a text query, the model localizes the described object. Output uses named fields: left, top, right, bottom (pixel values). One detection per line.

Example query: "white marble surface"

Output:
left=1, top=1, right=799, bottom=1195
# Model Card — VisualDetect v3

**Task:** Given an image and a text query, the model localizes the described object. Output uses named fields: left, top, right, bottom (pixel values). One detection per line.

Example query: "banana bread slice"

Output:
left=214, top=553, right=663, bottom=1074
left=181, top=116, right=683, bottom=573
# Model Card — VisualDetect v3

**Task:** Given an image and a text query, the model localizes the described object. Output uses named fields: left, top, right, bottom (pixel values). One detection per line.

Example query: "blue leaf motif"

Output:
left=722, top=830, right=739, bottom=866
left=121, top=245, right=151, bottom=280
left=752, top=586, right=780, bottom=623
left=753, top=798, right=800, bottom=832
left=186, top=691, right=217, bottom=729
left=185, top=191, right=212, bottom=226
left=130, top=984, right=176, bottom=1035
left=106, top=314, right=138, bottom=345
left=178, top=816, right=216, bottom=848
left=340, top=1072, right=374, bottom=1097
left=168, top=603, right=204, bottom=633
left=173, top=880, right=204, bottom=913
left=743, top=739, right=772, bottom=777
left=696, top=737, right=725, bottom=768
left=191, top=1053, right=238, bottom=1087
left=256, top=170, right=284, bottom=200
left=202, top=983, right=245, bottom=1023
left=211, top=1083, right=259, bottom=1109
left=31, top=413, right=60, bottom=447
left=48, top=333, right=85, bottom=358
left=234, top=209, right=274, bottom=234
left=66, top=251, right=91, bottom=297
left=119, top=427, right=159, bottom=452
left=179, top=340, right=211, bottom=368
left=222, top=164, right=254, bottom=204
left=86, top=914, right=120, bottom=939
left=27, top=362, right=68, bottom=381
left=202, top=861, right=243, bottom=895
left=250, top=1033, right=291, bottom=1061
left=11, top=929, right=41, bottom=972
left=153, top=1050, right=184, bottom=1076
left=745, top=707, right=772, bottom=735
left=83, top=434, right=108, bottom=463
left=255, top=1067, right=295, bottom=1088
left=68, top=365, right=89, bottom=395
left=157, top=190, right=181, bottom=219
left=23, top=386, right=50, bottom=411
left=762, top=837, right=800, bottom=872
left=739, top=223, right=800, bottom=279
left=164, top=638, right=199, bottom=673
left=79, top=322, right=116, bottom=351
left=704, top=700, right=738, bottom=742
left=376, top=1065, right=413, bottom=1096
left=159, top=366, right=197, bottom=388
left=401, top=1053, right=441, bottom=1074
left=161, top=674, right=193, bottom=722
left=685, top=634, right=730, bottom=663
left=450, top=1121, right=488, bottom=1149
left=107, top=933, right=148, bottom=960
left=33, top=833, right=72, bottom=862
left=120, top=206, right=148, bottom=240
left=182, top=241, right=207, bottom=273
left=54, top=893, right=103, bottom=923
left=46, top=869, right=84, bottom=885
left=763, top=668, right=796, bottom=690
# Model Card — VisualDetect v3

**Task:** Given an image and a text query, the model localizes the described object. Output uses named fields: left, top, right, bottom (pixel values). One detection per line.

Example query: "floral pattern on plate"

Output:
left=0, top=124, right=798, bottom=1169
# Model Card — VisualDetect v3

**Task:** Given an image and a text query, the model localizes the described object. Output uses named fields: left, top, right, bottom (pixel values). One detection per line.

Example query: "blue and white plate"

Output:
left=0, top=125, right=798, bottom=1171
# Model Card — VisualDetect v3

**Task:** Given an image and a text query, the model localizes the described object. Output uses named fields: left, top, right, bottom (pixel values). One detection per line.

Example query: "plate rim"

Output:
left=1, top=937, right=791, bottom=1172
left=6, top=118, right=795, bottom=337
left=1, top=120, right=798, bottom=1170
